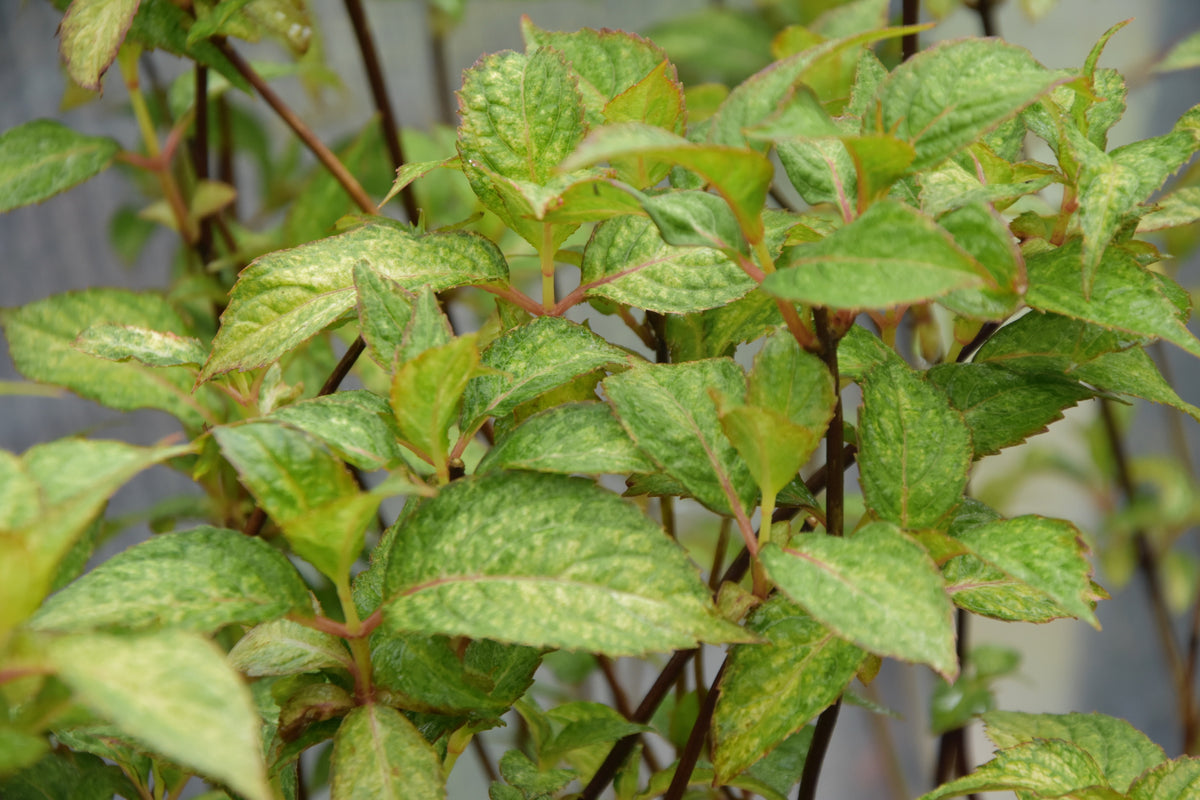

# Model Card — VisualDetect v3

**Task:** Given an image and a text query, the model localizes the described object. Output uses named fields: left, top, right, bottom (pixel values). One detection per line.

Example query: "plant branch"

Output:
left=1099, top=399, right=1194, bottom=753
left=902, top=0, right=921, bottom=61
left=797, top=698, right=841, bottom=800
left=812, top=308, right=844, bottom=538
left=973, top=0, right=998, bottom=37
left=342, top=0, right=421, bottom=224
left=212, top=38, right=376, bottom=215
left=664, top=657, right=729, bottom=800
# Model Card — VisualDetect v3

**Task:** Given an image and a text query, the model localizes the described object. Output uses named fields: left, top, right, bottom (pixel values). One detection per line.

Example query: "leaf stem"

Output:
left=342, top=0, right=421, bottom=224
left=812, top=309, right=844, bottom=538
left=1099, top=399, right=1194, bottom=753
left=540, top=224, right=556, bottom=312
left=211, top=38, right=376, bottom=215
left=664, top=657, right=729, bottom=800
left=797, top=698, right=842, bottom=800
left=901, top=0, right=921, bottom=61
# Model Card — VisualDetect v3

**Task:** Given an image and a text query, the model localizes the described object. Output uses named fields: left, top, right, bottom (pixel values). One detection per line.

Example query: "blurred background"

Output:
left=3, top=0, right=1200, bottom=797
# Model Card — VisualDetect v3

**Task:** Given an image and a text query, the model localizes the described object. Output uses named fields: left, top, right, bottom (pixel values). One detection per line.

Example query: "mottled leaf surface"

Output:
left=74, top=324, right=207, bottom=367
left=57, top=0, right=139, bottom=90
left=858, top=359, right=972, bottom=530
left=30, top=526, right=310, bottom=633
left=762, top=522, right=958, bottom=678
left=604, top=359, right=757, bottom=516
left=461, top=316, right=631, bottom=430
left=764, top=201, right=988, bottom=310
left=916, top=739, right=1109, bottom=800
left=382, top=471, right=746, bottom=655
left=229, top=617, right=352, bottom=677
left=2, top=289, right=217, bottom=427
left=984, top=711, right=1165, bottom=792
left=0, top=120, right=120, bottom=211
left=330, top=704, right=445, bottom=800
left=712, top=597, right=863, bottom=782
left=48, top=631, right=271, bottom=800
left=270, top=391, right=408, bottom=471
left=477, top=402, right=654, bottom=475
left=581, top=214, right=756, bottom=313
left=202, top=225, right=507, bottom=379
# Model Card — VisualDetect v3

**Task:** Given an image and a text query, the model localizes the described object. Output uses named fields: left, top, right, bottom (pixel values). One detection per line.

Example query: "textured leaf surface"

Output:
left=330, top=704, right=445, bottom=800
left=0, top=120, right=120, bottom=211
left=1129, top=757, right=1200, bottom=800
left=270, top=391, right=408, bottom=471
left=873, top=38, right=1061, bottom=171
left=916, top=739, right=1109, bottom=800
left=354, top=262, right=415, bottom=370
left=712, top=597, right=863, bottom=782
left=371, top=634, right=539, bottom=717
left=229, top=617, right=351, bottom=677
left=764, top=201, right=988, bottom=310
left=30, top=526, right=310, bottom=633
left=956, top=517, right=1099, bottom=627
left=213, top=422, right=362, bottom=579
left=984, top=711, right=1166, bottom=792
left=1025, top=242, right=1200, bottom=360
left=202, top=225, right=507, bottom=379
left=48, top=631, right=271, bottom=800
left=382, top=471, right=746, bottom=655
left=604, top=359, right=757, bottom=516
left=564, top=122, right=773, bottom=242
left=762, top=522, right=958, bottom=678
left=391, top=334, right=480, bottom=469
left=928, top=362, right=1095, bottom=458
left=936, top=202, right=1024, bottom=318
left=858, top=359, right=972, bottom=529
left=57, top=0, right=139, bottom=90
left=74, top=324, right=207, bottom=367
left=0, top=440, right=188, bottom=640
left=580, top=214, right=756, bottom=313
left=477, top=402, right=654, bottom=475
left=461, top=316, right=630, bottom=430
left=2, top=289, right=216, bottom=426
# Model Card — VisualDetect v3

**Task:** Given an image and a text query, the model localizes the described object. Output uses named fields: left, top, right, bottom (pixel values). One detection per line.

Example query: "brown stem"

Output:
left=472, top=735, right=499, bottom=784
left=212, top=38, right=375, bottom=214
left=902, top=0, right=921, bottom=61
left=664, top=658, right=729, bottom=800
left=973, top=0, right=997, bottom=37
left=797, top=699, right=842, bottom=800
left=1099, top=399, right=1193, bottom=753
left=428, top=6, right=456, bottom=126
left=192, top=65, right=217, bottom=266
left=812, top=308, right=844, bottom=538
left=320, top=337, right=368, bottom=397
left=342, top=0, right=421, bottom=224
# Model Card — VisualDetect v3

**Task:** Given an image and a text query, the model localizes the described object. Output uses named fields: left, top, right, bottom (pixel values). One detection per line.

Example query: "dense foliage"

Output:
left=4, top=0, right=1200, bottom=798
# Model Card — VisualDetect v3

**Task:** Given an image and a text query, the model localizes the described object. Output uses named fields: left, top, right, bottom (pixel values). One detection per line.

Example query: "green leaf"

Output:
left=634, top=188, right=748, bottom=253
left=29, top=526, right=310, bottom=634
left=1025, top=241, right=1200, bottom=360
left=984, top=711, right=1166, bottom=792
left=330, top=704, right=445, bottom=800
left=460, top=316, right=631, bottom=431
left=928, top=362, right=1095, bottom=458
left=1156, top=30, right=1200, bottom=73
left=521, top=18, right=669, bottom=127
left=382, top=471, right=747, bottom=656
left=123, top=0, right=249, bottom=91
left=564, top=122, right=773, bottom=243
left=858, top=359, right=972, bottom=530
left=74, top=324, right=207, bottom=367
left=664, top=288, right=782, bottom=362
left=955, top=517, right=1099, bottom=627
left=764, top=200, right=989, bottom=310
left=1129, top=757, right=1200, bottom=800
left=604, top=359, right=757, bottom=516
left=201, top=224, right=508, bottom=379
left=748, top=330, right=837, bottom=429
left=1, top=289, right=216, bottom=427
left=1072, top=347, right=1200, bottom=423
left=213, top=422, right=361, bottom=579
left=493, top=749, right=574, bottom=800
left=602, top=61, right=687, bottom=186
left=0, top=120, right=120, bottom=211
left=1, top=440, right=189, bottom=641
left=270, top=391, right=408, bottom=472
left=540, top=701, right=652, bottom=767
left=391, top=334, right=482, bottom=470
left=761, top=521, right=958, bottom=678
left=477, top=402, right=654, bottom=476
left=0, top=751, right=138, bottom=800
left=872, top=38, right=1062, bottom=172
left=916, top=739, right=1110, bottom=800
left=580, top=213, right=756, bottom=313
left=399, top=286, right=455, bottom=363
left=712, top=596, right=863, bottom=783
left=717, top=402, right=819, bottom=501
left=48, top=630, right=271, bottom=800
left=354, top=262, right=416, bottom=370
left=936, top=202, right=1025, bottom=318
left=229, top=617, right=352, bottom=677
left=371, top=634, right=539, bottom=717
left=1138, top=186, right=1200, bottom=232
left=457, top=47, right=586, bottom=248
